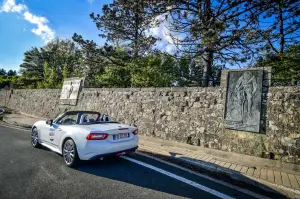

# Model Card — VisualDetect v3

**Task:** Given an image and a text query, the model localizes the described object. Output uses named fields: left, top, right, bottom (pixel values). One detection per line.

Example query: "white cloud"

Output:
left=24, top=11, right=55, bottom=42
left=148, top=14, right=178, bottom=54
left=87, top=0, right=94, bottom=4
left=0, top=0, right=26, bottom=13
left=0, top=0, right=55, bottom=43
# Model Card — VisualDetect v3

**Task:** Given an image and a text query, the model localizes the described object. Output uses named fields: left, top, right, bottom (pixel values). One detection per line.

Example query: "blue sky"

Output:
left=0, top=0, right=264, bottom=72
left=0, top=0, right=111, bottom=71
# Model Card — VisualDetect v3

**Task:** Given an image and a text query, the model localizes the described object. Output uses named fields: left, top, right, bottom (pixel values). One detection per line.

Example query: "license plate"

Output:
left=113, top=133, right=130, bottom=140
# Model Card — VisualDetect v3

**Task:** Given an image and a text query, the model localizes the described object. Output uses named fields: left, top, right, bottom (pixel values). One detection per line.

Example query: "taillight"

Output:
left=86, top=133, right=108, bottom=140
left=132, top=129, right=138, bottom=135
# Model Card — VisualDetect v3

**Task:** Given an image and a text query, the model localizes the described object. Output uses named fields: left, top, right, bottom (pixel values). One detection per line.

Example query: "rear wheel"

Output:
left=63, top=139, right=79, bottom=167
left=31, top=127, right=41, bottom=148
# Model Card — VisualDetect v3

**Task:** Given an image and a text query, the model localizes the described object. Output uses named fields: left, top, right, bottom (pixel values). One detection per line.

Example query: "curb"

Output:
left=1, top=117, right=32, bottom=129
left=177, top=156, right=258, bottom=185
left=175, top=155, right=300, bottom=198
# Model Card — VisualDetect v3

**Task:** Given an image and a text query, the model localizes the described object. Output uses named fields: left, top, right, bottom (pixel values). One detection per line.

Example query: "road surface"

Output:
left=0, top=125, right=273, bottom=199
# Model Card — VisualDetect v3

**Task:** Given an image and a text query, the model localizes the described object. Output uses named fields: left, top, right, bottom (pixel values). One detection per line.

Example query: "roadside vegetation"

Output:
left=2, top=0, right=300, bottom=89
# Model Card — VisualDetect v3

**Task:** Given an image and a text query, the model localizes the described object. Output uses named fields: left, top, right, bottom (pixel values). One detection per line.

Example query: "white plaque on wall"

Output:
left=60, top=77, right=84, bottom=105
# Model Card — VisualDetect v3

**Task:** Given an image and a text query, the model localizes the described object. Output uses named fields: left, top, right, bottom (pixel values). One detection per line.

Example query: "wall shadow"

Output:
left=139, top=151, right=288, bottom=199
left=74, top=156, right=207, bottom=199
left=73, top=152, right=287, bottom=199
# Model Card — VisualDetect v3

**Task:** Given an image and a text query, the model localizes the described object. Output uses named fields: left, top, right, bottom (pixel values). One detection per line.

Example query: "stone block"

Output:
left=140, top=87, right=156, bottom=92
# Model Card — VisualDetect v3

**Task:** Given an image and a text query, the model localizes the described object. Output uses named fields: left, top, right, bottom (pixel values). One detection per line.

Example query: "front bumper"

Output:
left=88, top=146, right=138, bottom=160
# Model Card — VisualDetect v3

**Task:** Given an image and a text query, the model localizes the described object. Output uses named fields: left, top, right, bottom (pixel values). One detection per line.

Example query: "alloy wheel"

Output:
left=63, top=141, right=74, bottom=165
left=31, top=128, right=39, bottom=146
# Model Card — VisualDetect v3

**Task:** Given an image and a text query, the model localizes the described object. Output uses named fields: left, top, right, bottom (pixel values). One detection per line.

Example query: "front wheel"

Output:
left=31, top=127, right=41, bottom=148
left=63, top=139, right=80, bottom=167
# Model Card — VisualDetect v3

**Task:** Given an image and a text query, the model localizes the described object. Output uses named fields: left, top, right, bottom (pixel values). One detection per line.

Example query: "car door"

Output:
left=39, top=121, right=51, bottom=143
left=50, top=113, right=78, bottom=147
left=49, top=123, right=63, bottom=146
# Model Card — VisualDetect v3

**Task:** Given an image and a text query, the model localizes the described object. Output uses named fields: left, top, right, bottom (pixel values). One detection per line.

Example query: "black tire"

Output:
left=63, top=139, right=80, bottom=167
left=31, top=127, right=41, bottom=148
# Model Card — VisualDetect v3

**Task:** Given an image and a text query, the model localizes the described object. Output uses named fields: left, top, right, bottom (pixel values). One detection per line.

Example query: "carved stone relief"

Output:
left=224, top=70, right=263, bottom=132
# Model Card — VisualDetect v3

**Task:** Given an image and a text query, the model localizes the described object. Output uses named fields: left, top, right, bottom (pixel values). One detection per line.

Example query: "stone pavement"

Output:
left=2, top=112, right=300, bottom=196
left=1, top=113, right=42, bottom=128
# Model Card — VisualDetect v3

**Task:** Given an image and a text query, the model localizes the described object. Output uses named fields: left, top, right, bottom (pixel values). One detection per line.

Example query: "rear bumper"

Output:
left=88, top=146, right=138, bottom=160
left=77, top=135, right=139, bottom=160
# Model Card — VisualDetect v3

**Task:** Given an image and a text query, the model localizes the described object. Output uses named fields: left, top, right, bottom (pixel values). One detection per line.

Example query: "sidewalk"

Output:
left=2, top=112, right=300, bottom=197
left=138, top=136, right=300, bottom=194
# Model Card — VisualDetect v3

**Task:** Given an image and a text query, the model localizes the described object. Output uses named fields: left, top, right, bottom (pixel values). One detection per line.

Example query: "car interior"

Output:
left=55, top=111, right=113, bottom=125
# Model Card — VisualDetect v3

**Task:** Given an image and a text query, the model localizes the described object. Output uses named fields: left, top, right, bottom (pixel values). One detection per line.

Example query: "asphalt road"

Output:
left=0, top=125, right=269, bottom=199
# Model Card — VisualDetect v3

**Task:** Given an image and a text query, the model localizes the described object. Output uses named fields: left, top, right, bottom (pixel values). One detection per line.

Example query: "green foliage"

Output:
left=0, top=76, right=12, bottom=88
left=0, top=69, right=7, bottom=76
left=20, top=38, right=82, bottom=88
left=94, top=53, right=188, bottom=88
left=0, top=68, right=19, bottom=88
left=7, top=70, right=17, bottom=76
left=95, top=65, right=131, bottom=88
left=62, top=64, right=71, bottom=80
left=131, top=55, right=177, bottom=87
left=254, top=45, right=300, bottom=86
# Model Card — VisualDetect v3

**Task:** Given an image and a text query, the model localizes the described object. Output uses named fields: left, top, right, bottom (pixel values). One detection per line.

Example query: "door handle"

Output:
left=57, top=128, right=62, bottom=131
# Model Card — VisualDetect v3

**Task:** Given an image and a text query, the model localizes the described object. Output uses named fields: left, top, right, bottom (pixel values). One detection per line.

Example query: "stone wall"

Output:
left=0, top=86, right=300, bottom=164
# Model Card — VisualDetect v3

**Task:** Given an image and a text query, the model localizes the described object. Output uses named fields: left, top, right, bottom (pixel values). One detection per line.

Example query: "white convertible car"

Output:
left=31, top=111, right=138, bottom=167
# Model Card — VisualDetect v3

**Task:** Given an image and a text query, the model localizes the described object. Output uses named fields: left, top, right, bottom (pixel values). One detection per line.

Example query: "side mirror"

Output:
left=46, top=119, right=53, bottom=126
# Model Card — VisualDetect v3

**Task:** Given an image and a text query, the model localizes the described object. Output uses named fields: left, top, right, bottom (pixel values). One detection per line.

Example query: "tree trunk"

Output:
left=134, top=3, right=139, bottom=57
left=201, top=51, right=213, bottom=87
left=278, top=1, right=284, bottom=54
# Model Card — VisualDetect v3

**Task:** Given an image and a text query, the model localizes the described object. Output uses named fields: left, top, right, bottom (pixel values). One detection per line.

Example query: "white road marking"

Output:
left=121, top=156, right=235, bottom=199
left=0, top=123, right=278, bottom=199
left=0, top=123, right=30, bottom=132
left=136, top=152, right=273, bottom=199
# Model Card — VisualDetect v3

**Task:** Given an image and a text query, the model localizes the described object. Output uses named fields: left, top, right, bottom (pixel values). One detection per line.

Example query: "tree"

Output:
left=20, top=38, right=82, bottom=87
left=41, top=38, right=82, bottom=79
left=90, top=0, right=158, bottom=57
left=174, top=56, right=224, bottom=87
left=152, top=0, right=262, bottom=86
left=93, top=52, right=180, bottom=88
left=73, top=34, right=125, bottom=76
left=254, top=44, right=300, bottom=86
left=131, top=54, right=178, bottom=87
left=20, top=47, right=45, bottom=78
left=62, top=64, right=71, bottom=80
left=250, top=0, right=300, bottom=55
left=249, top=1, right=300, bottom=86
left=7, top=70, right=17, bottom=76
left=95, top=65, right=131, bottom=88
left=0, top=69, right=7, bottom=76
left=73, top=34, right=133, bottom=87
